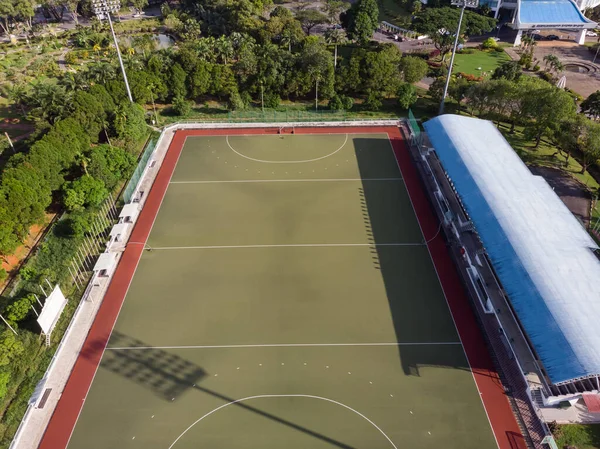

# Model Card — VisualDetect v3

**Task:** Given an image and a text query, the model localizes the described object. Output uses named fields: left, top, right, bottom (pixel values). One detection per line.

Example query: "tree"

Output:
left=324, top=27, right=347, bottom=68
left=113, top=102, right=147, bottom=146
left=553, top=114, right=588, bottom=167
left=215, top=35, right=234, bottom=64
left=70, top=91, right=105, bottom=143
left=4, top=294, right=36, bottom=323
left=543, top=54, right=564, bottom=74
left=296, top=9, right=328, bottom=35
left=130, top=0, right=147, bottom=13
left=581, top=90, right=600, bottom=120
left=348, top=11, right=374, bottom=45
left=413, top=7, right=496, bottom=59
left=523, top=82, right=576, bottom=148
left=63, top=0, right=80, bottom=24
left=397, top=82, right=418, bottom=109
left=172, top=95, right=192, bottom=116
left=87, top=144, right=135, bottom=189
left=399, top=56, right=428, bottom=84
left=0, top=330, right=24, bottom=367
left=300, top=37, right=336, bottom=100
left=581, top=119, right=600, bottom=173
left=363, top=44, right=403, bottom=99
left=324, top=0, right=347, bottom=24
left=62, top=175, right=108, bottom=212
left=492, top=60, right=522, bottom=82
left=169, top=63, right=188, bottom=99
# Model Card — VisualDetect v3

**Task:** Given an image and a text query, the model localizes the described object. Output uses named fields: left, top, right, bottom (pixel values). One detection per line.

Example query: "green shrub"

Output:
left=172, top=95, right=192, bottom=116
left=0, top=269, right=7, bottom=283
left=494, top=46, right=505, bottom=53
left=64, top=51, right=78, bottom=65
left=481, top=37, right=497, bottom=49
left=459, top=48, right=475, bottom=54
left=19, top=267, right=36, bottom=281
left=533, top=64, right=540, bottom=72
left=264, top=93, right=280, bottom=109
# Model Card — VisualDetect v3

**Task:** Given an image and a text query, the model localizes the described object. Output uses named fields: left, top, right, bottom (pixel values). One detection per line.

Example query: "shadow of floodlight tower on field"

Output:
left=81, top=332, right=357, bottom=449
left=81, top=331, right=207, bottom=400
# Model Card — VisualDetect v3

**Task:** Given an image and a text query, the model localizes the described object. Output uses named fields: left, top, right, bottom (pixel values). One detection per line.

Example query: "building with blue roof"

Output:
left=420, top=115, right=600, bottom=395
left=479, top=0, right=597, bottom=45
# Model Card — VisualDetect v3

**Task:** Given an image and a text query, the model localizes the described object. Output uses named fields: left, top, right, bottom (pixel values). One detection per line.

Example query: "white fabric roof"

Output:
left=424, top=114, right=600, bottom=384
left=119, top=203, right=140, bottom=218
left=94, top=252, right=118, bottom=272
left=110, top=223, right=129, bottom=237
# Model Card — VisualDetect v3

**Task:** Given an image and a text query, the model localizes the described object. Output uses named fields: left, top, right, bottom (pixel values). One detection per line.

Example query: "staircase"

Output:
left=531, top=388, right=545, bottom=408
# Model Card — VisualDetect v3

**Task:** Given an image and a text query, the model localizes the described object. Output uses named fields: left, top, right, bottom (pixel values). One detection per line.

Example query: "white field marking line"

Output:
left=145, top=243, right=425, bottom=250
left=226, top=133, right=348, bottom=164
left=170, top=178, right=403, bottom=184
left=385, top=132, right=501, bottom=449
left=167, top=394, right=398, bottom=449
left=64, top=133, right=188, bottom=449
left=107, top=342, right=462, bottom=351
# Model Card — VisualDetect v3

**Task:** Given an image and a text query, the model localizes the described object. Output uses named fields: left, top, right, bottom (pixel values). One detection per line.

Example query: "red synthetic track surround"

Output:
left=38, top=126, right=525, bottom=449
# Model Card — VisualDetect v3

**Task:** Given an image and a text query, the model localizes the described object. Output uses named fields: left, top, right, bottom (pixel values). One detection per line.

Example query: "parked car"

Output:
left=547, top=34, right=560, bottom=40
left=532, top=34, right=544, bottom=40
left=587, top=31, right=598, bottom=37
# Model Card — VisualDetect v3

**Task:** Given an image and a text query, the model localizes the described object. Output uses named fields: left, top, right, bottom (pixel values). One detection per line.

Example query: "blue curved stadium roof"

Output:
left=517, top=0, right=595, bottom=27
left=424, top=115, right=600, bottom=385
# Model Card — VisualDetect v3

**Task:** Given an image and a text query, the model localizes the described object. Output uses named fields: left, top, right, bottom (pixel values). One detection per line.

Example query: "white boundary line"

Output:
left=170, top=178, right=403, bottom=184
left=167, top=394, right=398, bottom=449
left=226, top=134, right=349, bottom=164
left=63, top=132, right=188, bottom=449
left=145, top=243, right=425, bottom=250
left=107, top=342, right=463, bottom=351
left=385, top=132, right=502, bottom=449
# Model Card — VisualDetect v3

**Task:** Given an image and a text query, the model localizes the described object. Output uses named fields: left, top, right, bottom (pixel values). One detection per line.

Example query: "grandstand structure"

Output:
left=406, top=114, right=600, bottom=432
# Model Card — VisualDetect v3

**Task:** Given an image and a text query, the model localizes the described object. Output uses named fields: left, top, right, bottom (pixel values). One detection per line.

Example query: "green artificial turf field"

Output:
left=66, top=133, right=498, bottom=449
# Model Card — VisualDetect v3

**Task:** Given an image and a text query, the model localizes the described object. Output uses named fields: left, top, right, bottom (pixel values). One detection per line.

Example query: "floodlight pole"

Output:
left=94, top=0, right=133, bottom=103
left=439, top=0, right=478, bottom=115
left=0, top=314, right=18, bottom=335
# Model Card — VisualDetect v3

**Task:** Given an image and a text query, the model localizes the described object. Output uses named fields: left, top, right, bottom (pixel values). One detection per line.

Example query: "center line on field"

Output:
left=106, top=342, right=463, bottom=351
left=143, top=243, right=424, bottom=250
left=169, top=178, right=403, bottom=184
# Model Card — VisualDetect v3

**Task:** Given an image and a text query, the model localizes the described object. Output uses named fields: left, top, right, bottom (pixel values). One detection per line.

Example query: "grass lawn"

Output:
left=554, top=423, right=600, bottom=449
left=453, top=49, right=511, bottom=76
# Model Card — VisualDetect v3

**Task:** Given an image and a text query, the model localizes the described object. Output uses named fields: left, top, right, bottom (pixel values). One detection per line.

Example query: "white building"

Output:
left=486, top=0, right=597, bottom=45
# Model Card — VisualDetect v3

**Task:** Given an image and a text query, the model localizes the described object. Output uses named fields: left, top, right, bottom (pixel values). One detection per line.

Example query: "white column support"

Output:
left=514, top=30, right=523, bottom=47
left=576, top=29, right=586, bottom=45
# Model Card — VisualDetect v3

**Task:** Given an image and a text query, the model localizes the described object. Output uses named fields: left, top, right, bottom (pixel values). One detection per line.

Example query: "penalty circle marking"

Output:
left=167, top=394, right=398, bottom=449
left=226, top=134, right=349, bottom=164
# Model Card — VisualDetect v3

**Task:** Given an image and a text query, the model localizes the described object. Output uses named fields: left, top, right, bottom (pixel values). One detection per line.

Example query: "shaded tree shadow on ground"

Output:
left=81, top=331, right=356, bottom=449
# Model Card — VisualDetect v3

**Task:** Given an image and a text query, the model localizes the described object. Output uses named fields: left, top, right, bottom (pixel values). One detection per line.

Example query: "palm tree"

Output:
left=5, top=83, right=29, bottom=115
left=324, top=28, right=347, bottom=68
left=75, top=152, right=90, bottom=175
left=196, top=37, right=217, bottom=62
left=60, top=71, right=88, bottom=92
left=215, top=36, right=234, bottom=64
left=543, top=54, right=564, bottom=74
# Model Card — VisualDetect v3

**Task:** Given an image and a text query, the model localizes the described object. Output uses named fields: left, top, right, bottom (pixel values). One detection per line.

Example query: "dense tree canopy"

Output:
left=412, top=7, right=496, bottom=58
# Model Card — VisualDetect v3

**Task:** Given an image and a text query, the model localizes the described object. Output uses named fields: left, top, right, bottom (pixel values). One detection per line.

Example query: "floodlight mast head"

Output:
left=439, top=0, right=480, bottom=115
left=92, top=0, right=133, bottom=103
